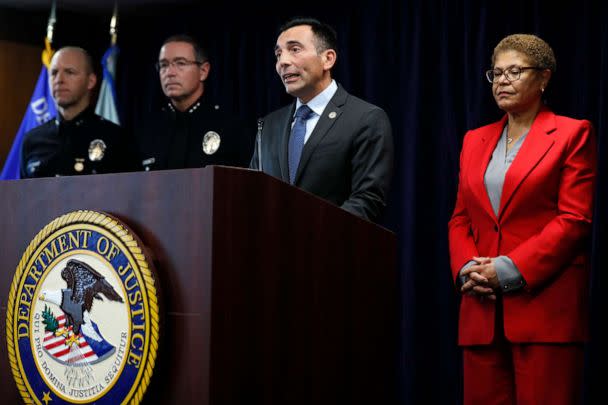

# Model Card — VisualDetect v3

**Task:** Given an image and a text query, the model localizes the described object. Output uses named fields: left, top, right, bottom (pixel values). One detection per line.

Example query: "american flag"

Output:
left=43, top=314, right=99, bottom=365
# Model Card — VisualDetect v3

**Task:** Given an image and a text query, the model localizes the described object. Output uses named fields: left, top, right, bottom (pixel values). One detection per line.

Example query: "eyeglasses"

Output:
left=155, top=58, right=203, bottom=73
left=485, top=66, right=544, bottom=83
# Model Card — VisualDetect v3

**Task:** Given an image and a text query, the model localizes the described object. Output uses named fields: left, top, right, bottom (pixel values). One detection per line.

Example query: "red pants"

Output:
left=463, top=339, right=584, bottom=405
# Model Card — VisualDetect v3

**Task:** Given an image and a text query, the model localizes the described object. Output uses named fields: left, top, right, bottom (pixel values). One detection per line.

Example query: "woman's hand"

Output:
left=460, top=257, right=499, bottom=300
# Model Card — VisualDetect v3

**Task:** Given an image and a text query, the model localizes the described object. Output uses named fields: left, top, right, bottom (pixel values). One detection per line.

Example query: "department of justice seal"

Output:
left=202, top=131, right=221, bottom=155
left=6, top=210, right=160, bottom=405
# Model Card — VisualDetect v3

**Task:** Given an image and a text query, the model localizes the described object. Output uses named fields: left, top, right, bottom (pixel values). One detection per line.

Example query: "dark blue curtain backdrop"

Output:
left=2, top=1, right=606, bottom=403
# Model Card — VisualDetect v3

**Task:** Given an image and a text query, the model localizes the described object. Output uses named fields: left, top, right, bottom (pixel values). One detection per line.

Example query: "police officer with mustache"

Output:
left=137, top=35, right=252, bottom=171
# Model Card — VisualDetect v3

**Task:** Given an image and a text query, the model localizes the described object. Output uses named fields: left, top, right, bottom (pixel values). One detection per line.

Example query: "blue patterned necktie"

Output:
left=288, top=104, right=314, bottom=184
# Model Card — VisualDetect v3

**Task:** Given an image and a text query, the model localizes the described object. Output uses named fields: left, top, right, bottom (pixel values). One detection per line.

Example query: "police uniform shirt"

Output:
left=137, top=97, right=253, bottom=171
left=20, top=107, right=137, bottom=178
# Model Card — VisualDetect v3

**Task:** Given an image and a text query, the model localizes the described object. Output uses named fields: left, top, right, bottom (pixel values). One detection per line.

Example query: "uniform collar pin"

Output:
left=188, top=101, right=201, bottom=114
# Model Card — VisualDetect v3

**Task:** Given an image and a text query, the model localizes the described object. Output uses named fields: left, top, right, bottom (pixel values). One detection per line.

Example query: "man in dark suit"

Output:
left=250, top=18, right=393, bottom=222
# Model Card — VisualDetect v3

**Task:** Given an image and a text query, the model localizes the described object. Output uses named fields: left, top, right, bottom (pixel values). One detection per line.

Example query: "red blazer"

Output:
left=448, top=107, right=597, bottom=346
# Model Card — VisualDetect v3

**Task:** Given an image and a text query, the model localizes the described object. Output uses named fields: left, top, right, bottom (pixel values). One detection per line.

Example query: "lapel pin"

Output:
left=328, top=111, right=337, bottom=119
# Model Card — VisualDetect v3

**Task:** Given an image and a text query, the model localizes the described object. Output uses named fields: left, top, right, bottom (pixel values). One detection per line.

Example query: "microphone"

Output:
left=256, top=118, right=264, bottom=171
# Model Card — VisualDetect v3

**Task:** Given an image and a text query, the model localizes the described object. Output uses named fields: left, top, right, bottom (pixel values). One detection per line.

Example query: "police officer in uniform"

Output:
left=137, top=35, right=252, bottom=171
left=21, top=46, right=136, bottom=178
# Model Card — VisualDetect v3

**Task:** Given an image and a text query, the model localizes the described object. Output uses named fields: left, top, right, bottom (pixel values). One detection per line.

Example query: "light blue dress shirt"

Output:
left=293, top=80, right=338, bottom=143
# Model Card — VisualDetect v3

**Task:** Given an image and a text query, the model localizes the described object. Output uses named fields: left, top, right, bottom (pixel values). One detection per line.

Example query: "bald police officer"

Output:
left=21, top=46, right=136, bottom=178
left=137, top=35, right=252, bottom=171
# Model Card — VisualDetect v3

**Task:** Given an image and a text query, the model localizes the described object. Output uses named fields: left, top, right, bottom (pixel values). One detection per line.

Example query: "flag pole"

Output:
left=95, top=1, right=121, bottom=125
left=110, top=2, right=118, bottom=45
left=46, top=0, right=56, bottom=43
left=43, top=0, right=56, bottom=68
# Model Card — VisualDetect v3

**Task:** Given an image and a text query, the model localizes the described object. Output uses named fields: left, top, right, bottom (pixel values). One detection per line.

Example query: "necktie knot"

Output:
left=294, top=104, right=314, bottom=121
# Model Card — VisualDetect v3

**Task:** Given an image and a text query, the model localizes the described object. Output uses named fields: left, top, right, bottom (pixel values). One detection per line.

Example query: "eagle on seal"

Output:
left=55, top=259, right=123, bottom=335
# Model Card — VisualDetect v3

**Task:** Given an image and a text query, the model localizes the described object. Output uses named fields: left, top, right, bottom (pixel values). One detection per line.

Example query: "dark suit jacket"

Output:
left=250, top=84, right=393, bottom=222
left=448, top=107, right=597, bottom=345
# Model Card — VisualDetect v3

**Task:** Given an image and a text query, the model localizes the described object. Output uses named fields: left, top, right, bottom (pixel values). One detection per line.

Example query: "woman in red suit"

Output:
left=449, top=34, right=597, bottom=405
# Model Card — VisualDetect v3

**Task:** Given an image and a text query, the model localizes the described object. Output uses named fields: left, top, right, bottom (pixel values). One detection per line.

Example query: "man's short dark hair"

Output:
left=279, top=17, right=338, bottom=53
left=162, top=34, right=209, bottom=63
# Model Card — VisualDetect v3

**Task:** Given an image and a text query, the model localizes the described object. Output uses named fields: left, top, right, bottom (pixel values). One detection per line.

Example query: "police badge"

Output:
left=88, top=139, right=107, bottom=162
left=202, top=131, right=221, bottom=155
left=6, top=210, right=160, bottom=404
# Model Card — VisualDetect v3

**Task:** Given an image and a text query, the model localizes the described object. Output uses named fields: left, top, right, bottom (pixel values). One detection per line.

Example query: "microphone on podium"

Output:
left=256, top=118, right=264, bottom=171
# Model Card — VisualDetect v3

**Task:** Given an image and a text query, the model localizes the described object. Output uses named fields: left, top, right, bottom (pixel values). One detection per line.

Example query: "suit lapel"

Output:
left=294, top=86, right=347, bottom=184
left=279, top=103, right=296, bottom=182
left=498, top=108, right=556, bottom=219
left=469, top=117, right=505, bottom=220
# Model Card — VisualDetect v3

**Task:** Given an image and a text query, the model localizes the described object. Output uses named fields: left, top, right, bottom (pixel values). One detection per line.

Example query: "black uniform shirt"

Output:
left=20, top=107, right=137, bottom=178
left=137, top=97, right=253, bottom=171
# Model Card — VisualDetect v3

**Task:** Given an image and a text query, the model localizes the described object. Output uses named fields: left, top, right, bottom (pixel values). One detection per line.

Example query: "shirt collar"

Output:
left=56, top=105, right=95, bottom=126
left=295, top=79, right=338, bottom=117
left=167, top=95, right=206, bottom=114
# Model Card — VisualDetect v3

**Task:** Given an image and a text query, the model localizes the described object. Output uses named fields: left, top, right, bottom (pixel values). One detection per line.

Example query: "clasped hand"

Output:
left=460, top=257, right=499, bottom=300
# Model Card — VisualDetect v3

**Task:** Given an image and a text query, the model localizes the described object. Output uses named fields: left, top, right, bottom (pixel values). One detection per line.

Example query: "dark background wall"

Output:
left=1, top=1, right=606, bottom=403
left=0, top=39, right=40, bottom=161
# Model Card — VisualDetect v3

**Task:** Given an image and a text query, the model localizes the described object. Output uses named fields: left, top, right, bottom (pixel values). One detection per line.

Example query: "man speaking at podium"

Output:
left=250, top=18, right=394, bottom=223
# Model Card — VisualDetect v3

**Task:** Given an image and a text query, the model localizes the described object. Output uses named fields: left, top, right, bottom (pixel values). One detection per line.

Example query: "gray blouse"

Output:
left=485, top=125, right=528, bottom=215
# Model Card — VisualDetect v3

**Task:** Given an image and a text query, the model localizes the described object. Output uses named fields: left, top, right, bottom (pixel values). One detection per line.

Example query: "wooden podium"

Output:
left=0, top=166, right=398, bottom=404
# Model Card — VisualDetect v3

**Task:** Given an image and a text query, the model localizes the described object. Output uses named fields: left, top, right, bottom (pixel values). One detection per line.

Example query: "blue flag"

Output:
left=1, top=66, right=57, bottom=180
left=95, top=45, right=120, bottom=125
